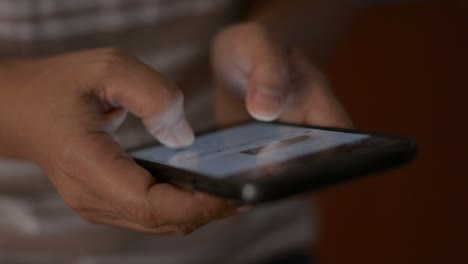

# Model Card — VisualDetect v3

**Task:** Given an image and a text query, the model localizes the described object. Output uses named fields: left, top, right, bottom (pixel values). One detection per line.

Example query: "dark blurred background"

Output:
left=315, top=1, right=467, bottom=263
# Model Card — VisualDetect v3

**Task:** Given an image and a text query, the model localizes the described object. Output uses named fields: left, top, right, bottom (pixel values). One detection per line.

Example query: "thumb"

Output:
left=213, top=23, right=291, bottom=122
left=99, top=50, right=194, bottom=148
left=245, top=51, right=290, bottom=122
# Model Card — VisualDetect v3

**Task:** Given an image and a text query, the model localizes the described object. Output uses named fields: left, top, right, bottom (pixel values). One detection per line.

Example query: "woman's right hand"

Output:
left=0, top=48, right=238, bottom=235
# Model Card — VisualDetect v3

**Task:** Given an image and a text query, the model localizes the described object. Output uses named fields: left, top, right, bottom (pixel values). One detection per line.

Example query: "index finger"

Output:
left=94, top=49, right=194, bottom=148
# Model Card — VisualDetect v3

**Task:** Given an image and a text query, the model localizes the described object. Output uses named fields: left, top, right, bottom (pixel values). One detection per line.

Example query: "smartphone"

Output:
left=130, top=121, right=417, bottom=203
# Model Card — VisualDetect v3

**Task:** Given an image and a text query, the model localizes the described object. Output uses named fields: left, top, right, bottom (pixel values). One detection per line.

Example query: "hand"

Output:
left=0, top=48, right=237, bottom=235
left=212, top=23, right=353, bottom=128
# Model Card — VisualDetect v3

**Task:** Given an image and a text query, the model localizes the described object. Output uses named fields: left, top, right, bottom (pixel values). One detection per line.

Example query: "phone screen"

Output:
left=131, top=122, right=370, bottom=178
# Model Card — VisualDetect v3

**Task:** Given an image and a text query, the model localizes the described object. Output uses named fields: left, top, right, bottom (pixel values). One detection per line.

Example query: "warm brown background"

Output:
left=317, top=1, right=467, bottom=264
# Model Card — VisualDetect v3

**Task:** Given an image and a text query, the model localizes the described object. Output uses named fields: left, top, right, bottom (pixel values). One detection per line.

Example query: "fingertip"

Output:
left=246, top=88, right=284, bottom=122
left=155, top=117, right=195, bottom=149
left=247, top=107, right=281, bottom=122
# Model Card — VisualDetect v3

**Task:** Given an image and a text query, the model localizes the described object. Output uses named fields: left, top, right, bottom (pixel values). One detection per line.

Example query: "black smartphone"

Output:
left=130, top=121, right=417, bottom=203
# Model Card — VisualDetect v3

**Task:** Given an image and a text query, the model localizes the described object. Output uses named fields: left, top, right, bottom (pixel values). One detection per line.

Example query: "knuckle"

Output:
left=93, top=47, right=133, bottom=77
left=130, top=205, right=159, bottom=229
left=254, top=61, right=290, bottom=92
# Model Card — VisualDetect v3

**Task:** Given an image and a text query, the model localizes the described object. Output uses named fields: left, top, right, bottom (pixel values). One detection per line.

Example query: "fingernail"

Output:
left=173, top=118, right=195, bottom=147
left=167, top=118, right=195, bottom=148
left=248, top=89, right=284, bottom=121
left=155, top=117, right=194, bottom=148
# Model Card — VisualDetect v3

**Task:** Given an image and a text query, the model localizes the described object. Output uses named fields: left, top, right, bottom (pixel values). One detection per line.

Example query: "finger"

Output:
left=238, top=25, right=290, bottom=121
left=147, top=183, right=238, bottom=226
left=78, top=209, right=199, bottom=235
left=246, top=55, right=290, bottom=121
left=79, top=185, right=238, bottom=235
left=77, top=133, right=157, bottom=220
left=80, top=133, right=236, bottom=230
left=215, top=24, right=291, bottom=121
left=99, top=50, right=194, bottom=148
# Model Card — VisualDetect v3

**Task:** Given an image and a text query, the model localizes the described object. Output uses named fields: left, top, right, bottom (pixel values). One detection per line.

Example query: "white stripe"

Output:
left=0, top=0, right=233, bottom=41
left=0, top=0, right=231, bottom=18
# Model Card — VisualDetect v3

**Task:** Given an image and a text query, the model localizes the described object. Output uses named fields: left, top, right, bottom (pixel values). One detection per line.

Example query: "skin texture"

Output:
left=0, top=20, right=352, bottom=234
